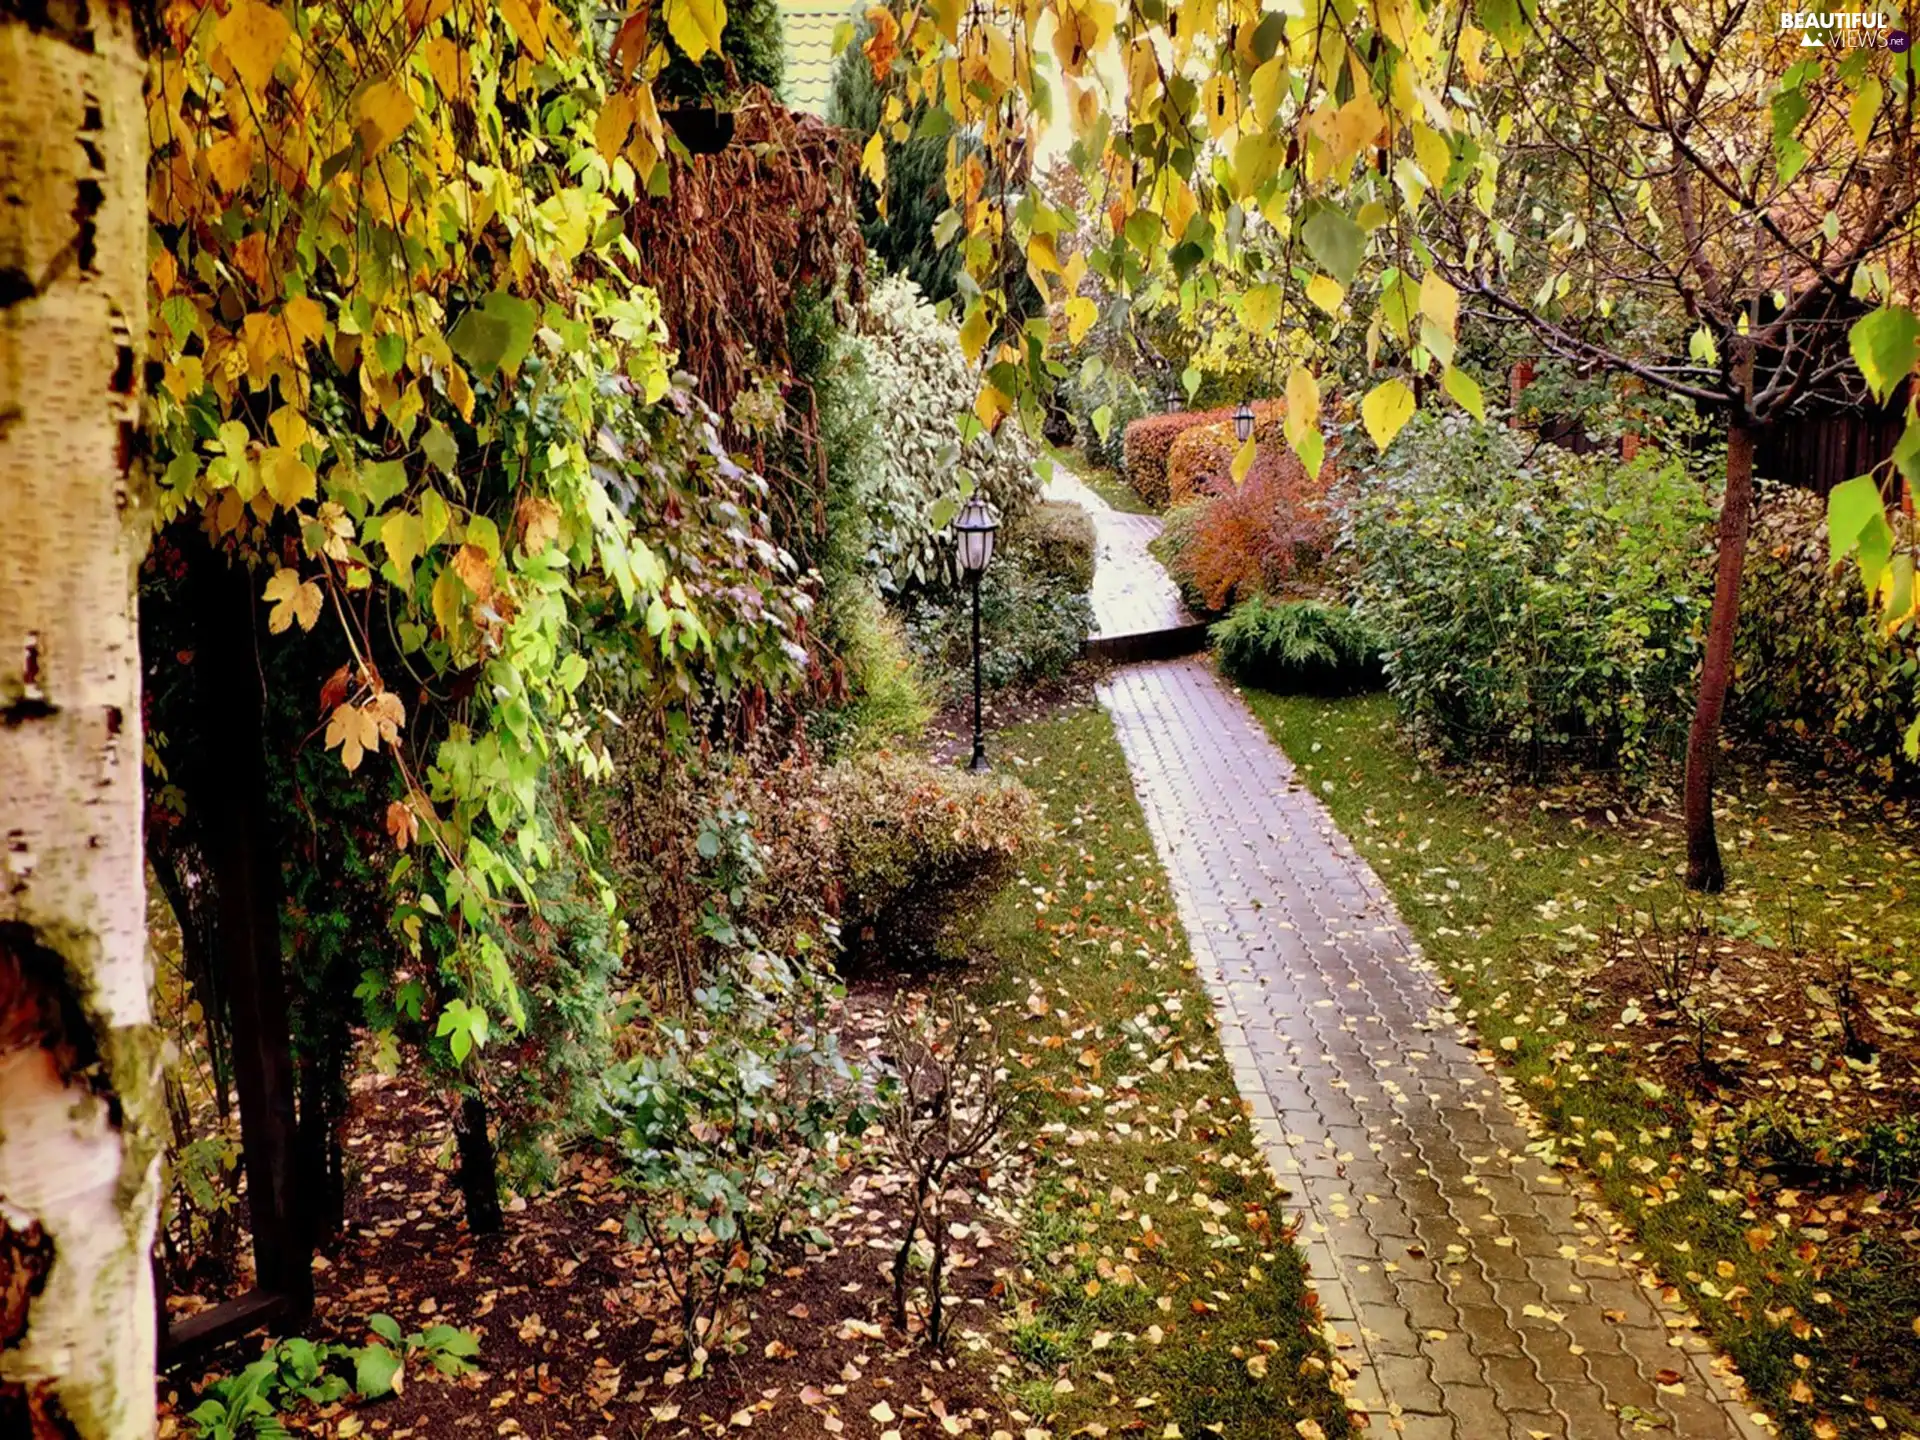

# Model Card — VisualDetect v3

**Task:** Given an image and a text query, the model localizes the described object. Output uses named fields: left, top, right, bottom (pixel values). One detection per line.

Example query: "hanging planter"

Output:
left=663, top=105, right=735, bottom=155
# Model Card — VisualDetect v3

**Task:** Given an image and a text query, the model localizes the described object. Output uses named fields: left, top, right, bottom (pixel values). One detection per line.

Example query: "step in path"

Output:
left=1042, top=464, right=1206, bottom=660
left=1097, top=659, right=1772, bottom=1440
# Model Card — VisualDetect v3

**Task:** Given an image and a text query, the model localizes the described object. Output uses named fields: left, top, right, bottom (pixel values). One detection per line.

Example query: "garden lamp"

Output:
left=1163, top=394, right=1182, bottom=413
left=954, top=495, right=998, bottom=772
left=1233, top=403, right=1256, bottom=442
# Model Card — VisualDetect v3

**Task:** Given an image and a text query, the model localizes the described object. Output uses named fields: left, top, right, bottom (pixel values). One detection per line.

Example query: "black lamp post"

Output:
left=1233, top=402, right=1256, bottom=442
left=954, top=494, right=998, bottom=771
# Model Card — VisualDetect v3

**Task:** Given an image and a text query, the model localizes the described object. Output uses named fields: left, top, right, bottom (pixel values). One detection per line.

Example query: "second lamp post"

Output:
left=954, top=494, right=998, bottom=771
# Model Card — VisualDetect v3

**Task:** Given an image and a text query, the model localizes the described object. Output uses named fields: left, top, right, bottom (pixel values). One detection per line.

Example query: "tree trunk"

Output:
left=1682, top=412, right=1758, bottom=893
left=0, top=4, right=159, bottom=1436
left=454, top=1095, right=506, bottom=1236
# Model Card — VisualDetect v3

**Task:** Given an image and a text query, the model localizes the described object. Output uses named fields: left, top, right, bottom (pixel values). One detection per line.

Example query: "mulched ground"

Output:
left=159, top=982, right=1021, bottom=1440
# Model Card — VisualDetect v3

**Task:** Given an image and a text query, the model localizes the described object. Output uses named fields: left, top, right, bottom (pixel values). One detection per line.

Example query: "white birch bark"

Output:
left=0, top=2, right=160, bottom=1437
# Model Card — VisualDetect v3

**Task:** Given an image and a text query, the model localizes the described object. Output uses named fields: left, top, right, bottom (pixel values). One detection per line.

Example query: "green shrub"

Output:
left=1737, top=485, right=1920, bottom=789
left=1212, top=599, right=1382, bottom=694
left=1149, top=501, right=1207, bottom=613
left=810, top=585, right=934, bottom=757
left=1013, top=500, right=1096, bottom=592
left=1345, top=412, right=1718, bottom=782
left=855, top=275, right=1039, bottom=594
left=902, top=528, right=1095, bottom=704
left=1063, top=364, right=1149, bottom=471
left=809, top=755, right=1042, bottom=965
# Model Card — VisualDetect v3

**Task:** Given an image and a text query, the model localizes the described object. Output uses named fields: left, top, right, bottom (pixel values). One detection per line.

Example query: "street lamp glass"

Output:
left=1233, top=403, right=1255, bottom=442
left=954, top=495, right=998, bottom=577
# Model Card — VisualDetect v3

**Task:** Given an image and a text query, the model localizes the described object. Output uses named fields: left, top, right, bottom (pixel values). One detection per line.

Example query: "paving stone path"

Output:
left=1096, top=659, right=1773, bottom=1440
left=1043, top=464, right=1196, bottom=646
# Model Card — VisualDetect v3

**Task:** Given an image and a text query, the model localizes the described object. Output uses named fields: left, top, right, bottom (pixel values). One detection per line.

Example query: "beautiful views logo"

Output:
left=1777, top=6, right=1908, bottom=47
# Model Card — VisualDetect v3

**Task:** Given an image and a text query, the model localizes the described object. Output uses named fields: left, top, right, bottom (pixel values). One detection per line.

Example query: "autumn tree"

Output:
left=1420, top=0, right=1917, bottom=888
left=1, top=1, right=162, bottom=1436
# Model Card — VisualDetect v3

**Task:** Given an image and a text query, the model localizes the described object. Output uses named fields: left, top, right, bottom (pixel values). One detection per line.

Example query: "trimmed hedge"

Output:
left=1123, top=408, right=1230, bottom=507
left=1166, top=402, right=1284, bottom=503
left=1738, top=485, right=1920, bottom=789
left=1150, top=443, right=1334, bottom=613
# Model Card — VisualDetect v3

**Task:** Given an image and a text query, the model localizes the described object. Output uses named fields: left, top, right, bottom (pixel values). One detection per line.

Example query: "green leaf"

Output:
left=353, top=1343, right=403, bottom=1399
left=1091, top=403, right=1114, bottom=441
left=1301, top=203, right=1366, bottom=287
left=1849, top=305, right=1920, bottom=403
left=368, top=1313, right=405, bottom=1347
left=1904, top=715, right=1919, bottom=761
left=421, top=422, right=457, bottom=476
left=448, top=291, right=538, bottom=379
left=1826, top=473, right=1885, bottom=565
left=1442, top=365, right=1486, bottom=421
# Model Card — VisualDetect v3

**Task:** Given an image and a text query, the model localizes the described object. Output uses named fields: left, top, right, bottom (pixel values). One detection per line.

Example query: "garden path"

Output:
left=1095, top=658, right=1773, bottom=1439
left=1043, top=464, right=1205, bottom=658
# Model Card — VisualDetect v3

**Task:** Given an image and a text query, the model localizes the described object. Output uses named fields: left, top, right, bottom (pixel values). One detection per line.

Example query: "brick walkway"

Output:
left=1097, top=660, right=1772, bottom=1440
left=1043, top=465, right=1195, bottom=644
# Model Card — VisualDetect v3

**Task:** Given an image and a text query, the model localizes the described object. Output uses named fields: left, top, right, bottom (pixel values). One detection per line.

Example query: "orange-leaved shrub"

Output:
left=1166, top=401, right=1285, bottom=503
left=1121, top=407, right=1228, bottom=506
left=1152, top=438, right=1337, bottom=613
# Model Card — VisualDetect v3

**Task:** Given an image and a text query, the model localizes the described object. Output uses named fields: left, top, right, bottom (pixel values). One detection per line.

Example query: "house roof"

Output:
left=779, top=0, right=850, bottom=116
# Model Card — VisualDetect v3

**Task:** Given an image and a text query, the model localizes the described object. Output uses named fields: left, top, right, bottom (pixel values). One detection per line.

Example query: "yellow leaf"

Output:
left=263, top=569, right=323, bottom=634
left=358, top=79, right=417, bottom=156
left=1065, top=295, right=1098, bottom=346
left=973, top=382, right=1010, bottom=432
left=205, top=133, right=256, bottom=194
left=1412, top=121, right=1451, bottom=187
left=861, top=129, right=888, bottom=190
left=1199, top=73, right=1238, bottom=139
left=666, top=0, right=727, bottom=64
left=1419, top=271, right=1459, bottom=337
left=498, top=0, right=549, bottom=59
left=215, top=0, right=290, bottom=94
left=1442, top=364, right=1485, bottom=421
left=1243, top=284, right=1281, bottom=333
left=1230, top=435, right=1256, bottom=485
left=1285, top=365, right=1320, bottom=446
left=1457, top=23, right=1487, bottom=83
left=382, top=511, right=425, bottom=585
left=957, top=302, right=992, bottom=364
left=1306, top=274, right=1345, bottom=315
left=451, top=543, right=496, bottom=601
left=1249, top=58, right=1287, bottom=126
left=1849, top=78, right=1882, bottom=152
left=595, top=91, right=636, bottom=161
left=261, top=447, right=317, bottom=508
left=1361, top=379, right=1416, bottom=452
left=324, top=702, right=380, bottom=772
left=268, top=404, right=310, bottom=451
left=281, top=295, right=326, bottom=352
left=423, top=35, right=470, bottom=99
left=448, top=363, right=475, bottom=423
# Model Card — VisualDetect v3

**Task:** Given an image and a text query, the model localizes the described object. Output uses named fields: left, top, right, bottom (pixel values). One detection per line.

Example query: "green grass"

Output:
left=1068, top=458, right=1158, bottom=516
left=1240, top=688, right=1920, bottom=1440
left=962, top=705, right=1350, bottom=1439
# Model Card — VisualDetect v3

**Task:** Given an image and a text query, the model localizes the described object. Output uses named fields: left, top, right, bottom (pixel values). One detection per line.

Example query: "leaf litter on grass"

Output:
left=1243, top=688, right=1920, bottom=1440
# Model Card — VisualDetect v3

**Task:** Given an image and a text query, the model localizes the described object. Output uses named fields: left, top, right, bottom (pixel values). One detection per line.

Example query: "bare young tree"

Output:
left=882, top=998, right=1013, bottom=1348
left=1431, top=0, right=1918, bottom=889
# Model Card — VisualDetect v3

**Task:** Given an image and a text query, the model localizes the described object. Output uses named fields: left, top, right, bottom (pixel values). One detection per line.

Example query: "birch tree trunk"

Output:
left=0, top=3, right=160, bottom=1437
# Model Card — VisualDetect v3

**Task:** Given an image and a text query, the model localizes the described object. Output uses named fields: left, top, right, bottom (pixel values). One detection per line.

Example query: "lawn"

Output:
left=1240, top=688, right=1920, bottom=1440
left=1065, top=458, right=1159, bottom=516
left=958, top=703, right=1351, bottom=1440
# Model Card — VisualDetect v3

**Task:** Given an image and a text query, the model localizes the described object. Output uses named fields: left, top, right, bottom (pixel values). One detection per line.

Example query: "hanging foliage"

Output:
left=624, top=91, right=867, bottom=417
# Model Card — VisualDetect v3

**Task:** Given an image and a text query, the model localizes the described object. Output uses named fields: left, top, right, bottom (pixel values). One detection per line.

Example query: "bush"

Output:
left=804, top=755, right=1042, bottom=965
left=1151, top=443, right=1334, bottom=613
left=855, top=275, right=1039, bottom=594
left=1345, top=412, right=1718, bottom=781
left=1062, top=364, right=1149, bottom=471
left=810, top=585, right=934, bottom=757
left=1014, top=500, right=1096, bottom=593
left=1123, top=408, right=1229, bottom=507
left=1738, top=485, right=1920, bottom=788
left=1212, top=598, right=1383, bottom=694
left=1165, top=402, right=1283, bottom=504
left=902, top=516, right=1095, bottom=703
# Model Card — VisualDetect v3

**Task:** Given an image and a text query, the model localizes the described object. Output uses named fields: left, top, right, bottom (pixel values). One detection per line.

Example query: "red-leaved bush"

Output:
left=1154, top=439, right=1336, bottom=613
